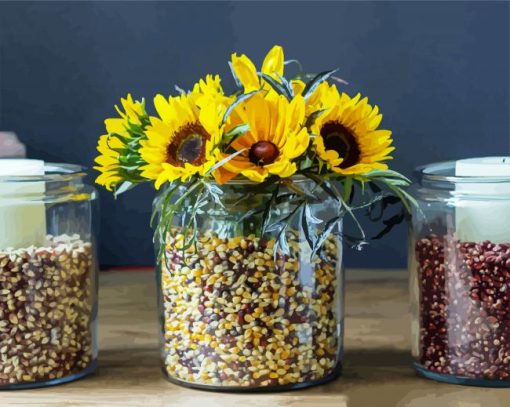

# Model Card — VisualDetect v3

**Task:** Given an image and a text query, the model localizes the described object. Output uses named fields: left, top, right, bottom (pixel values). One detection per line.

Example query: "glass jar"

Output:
left=155, top=178, right=343, bottom=391
left=410, top=159, right=510, bottom=386
left=0, top=162, right=98, bottom=389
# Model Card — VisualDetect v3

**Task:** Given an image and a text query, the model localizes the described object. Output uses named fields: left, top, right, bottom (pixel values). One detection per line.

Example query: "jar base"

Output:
left=0, top=360, right=97, bottom=390
left=414, top=363, right=510, bottom=388
left=162, top=363, right=342, bottom=393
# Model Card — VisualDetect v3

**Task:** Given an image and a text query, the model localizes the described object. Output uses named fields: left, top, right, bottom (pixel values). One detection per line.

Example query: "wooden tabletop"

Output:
left=2, top=269, right=510, bottom=406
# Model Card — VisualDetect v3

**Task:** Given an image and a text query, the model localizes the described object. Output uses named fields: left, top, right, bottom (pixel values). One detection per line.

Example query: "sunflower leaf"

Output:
left=365, top=169, right=412, bottom=184
left=222, top=90, right=259, bottom=125
left=113, top=181, right=135, bottom=198
left=299, top=155, right=314, bottom=171
left=342, top=176, right=354, bottom=203
left=275, top=73, right=295, bottom=98
left=261, top=183, right=280, bottom=234
left=223, top=123, right=250, bottom=147
left=265, top=221, right=284, bottom=234
left=301, top=205, right=314, bottom=251
left=302, top=69, right=338, bottom=101
left=305, top=203, right=322, bottom=224
left=367, top=194, right=401, bottom=222
left=284, top=59, right=304, bottom=72
left=258, top=72, right=292, bottom=100
left=372, top=206, right=408, bottom=240
left=204, top=182, right=224, bottom=208
left=274, top=192, right=298, bottom=204
left=311, top=215, right=341, bottom=260
left=277, top=226, right=290, bottom=256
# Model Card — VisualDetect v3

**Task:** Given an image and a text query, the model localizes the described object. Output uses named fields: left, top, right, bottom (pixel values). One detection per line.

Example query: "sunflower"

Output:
left=94, top=94, right=146, bottom=191
left=230, top=45, right=284, bottom=93
left=191, top=74, right=233, bottom=108
left=215, top=93, right=309, bottom=184
left=140, top=89, right=226, bottom=188
left=310, top=92, right=394, bottom=175
left=288, top=79, right=341, bottom=117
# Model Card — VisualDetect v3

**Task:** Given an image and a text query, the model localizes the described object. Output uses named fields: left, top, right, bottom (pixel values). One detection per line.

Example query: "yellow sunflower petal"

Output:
left=230, top=53, right=259, bottom=93
left=261, top=45, right=284, bottom=78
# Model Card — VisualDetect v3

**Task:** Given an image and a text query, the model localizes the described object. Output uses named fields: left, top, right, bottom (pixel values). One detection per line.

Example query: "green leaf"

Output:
left=277, top=226, right=290, bottom=255
left=258, top=72, right=292, bottom=100
left=301, top=205, right=314, bottom=250
left=342, top=176, right=353, bottom=203
left=365, top=194, right=400, bottom=222
left=223, top=124, right=250, bottom=147
left=275, top=73, right=295, bottom=98
left=311, top=215, right=341, bottom=259
left=302, top=69, right=338, bottom=100
left=304, top=203, right=322, bottom=224
left=261, top=184, right=280, bottom=234
left=299, top=155, right=314, bottom=171
left=372, top=208, right=408, bottom=240
left=114, top=181, right=135, bottom=198
left=284, top=59, right=304, bottom=73
left=365, top=169, right=412, bottom=184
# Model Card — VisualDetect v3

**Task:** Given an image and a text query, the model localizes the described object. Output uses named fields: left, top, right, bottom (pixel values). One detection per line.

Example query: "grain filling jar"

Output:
left=155, top=178, right=343, bottom=391
left=0, top=160, right=98, bottom=389
left=410, top=158, right=510, bottom=386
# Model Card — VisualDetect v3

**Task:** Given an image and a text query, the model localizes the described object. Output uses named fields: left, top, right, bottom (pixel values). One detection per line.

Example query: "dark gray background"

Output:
left=0, top=1, right=509, bottom=268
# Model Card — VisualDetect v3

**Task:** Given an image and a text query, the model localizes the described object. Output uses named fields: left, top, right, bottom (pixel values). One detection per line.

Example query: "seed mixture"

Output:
left=0, top=234, right=95, bottom=386
left=416, top=234, right=510, bottom=381
left=161, top=230, right=340, bottom=388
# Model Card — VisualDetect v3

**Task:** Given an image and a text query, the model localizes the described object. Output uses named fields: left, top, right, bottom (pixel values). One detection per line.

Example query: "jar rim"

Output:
left=0, top=162, right=87, bottom=183
left=416, top=159, right=510, bottom=186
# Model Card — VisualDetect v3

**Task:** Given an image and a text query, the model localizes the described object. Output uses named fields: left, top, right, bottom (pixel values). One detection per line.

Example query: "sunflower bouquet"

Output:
left=94, top=45, right=413, bottom=260
left=94, top=45, right=414, bottom=390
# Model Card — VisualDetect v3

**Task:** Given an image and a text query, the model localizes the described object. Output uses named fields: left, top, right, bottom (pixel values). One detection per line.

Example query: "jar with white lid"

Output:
left=0, top=160, right=98, bottom=388
left=410, top=157, right=510, bottom=386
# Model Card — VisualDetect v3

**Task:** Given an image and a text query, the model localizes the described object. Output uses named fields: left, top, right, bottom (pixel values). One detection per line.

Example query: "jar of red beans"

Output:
left=410, top=158, right=510, bottom=386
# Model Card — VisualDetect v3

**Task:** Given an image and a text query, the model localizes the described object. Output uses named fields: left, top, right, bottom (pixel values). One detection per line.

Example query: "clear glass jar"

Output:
left=0, top=162, right=98, bottom=389
left=410, top=159, right=510, bottom=386
left=155, top=178, right=343, bottom=391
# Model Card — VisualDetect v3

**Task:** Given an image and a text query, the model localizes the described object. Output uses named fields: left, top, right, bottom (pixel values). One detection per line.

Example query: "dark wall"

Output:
left=0, top=1, right=508, bottom=268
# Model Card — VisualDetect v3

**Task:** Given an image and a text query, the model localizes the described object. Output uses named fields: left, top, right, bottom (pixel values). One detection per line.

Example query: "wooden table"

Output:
left=2, top=270, right=510, bottom=406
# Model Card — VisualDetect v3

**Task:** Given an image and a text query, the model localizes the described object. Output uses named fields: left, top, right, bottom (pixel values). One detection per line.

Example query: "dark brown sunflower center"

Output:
left=321, top=121, right=360, bottom=169
left=248, top=141, right=279, bottom=166
left=167, top=123, right=210, bottom=167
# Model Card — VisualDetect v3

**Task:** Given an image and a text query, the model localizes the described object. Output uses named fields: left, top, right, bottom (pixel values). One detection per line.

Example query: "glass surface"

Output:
left=155, top=180, right=344, bottom=390
left=410, top=160, right=510, bottom=386
left=0, top=163, right=98, bottom=388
